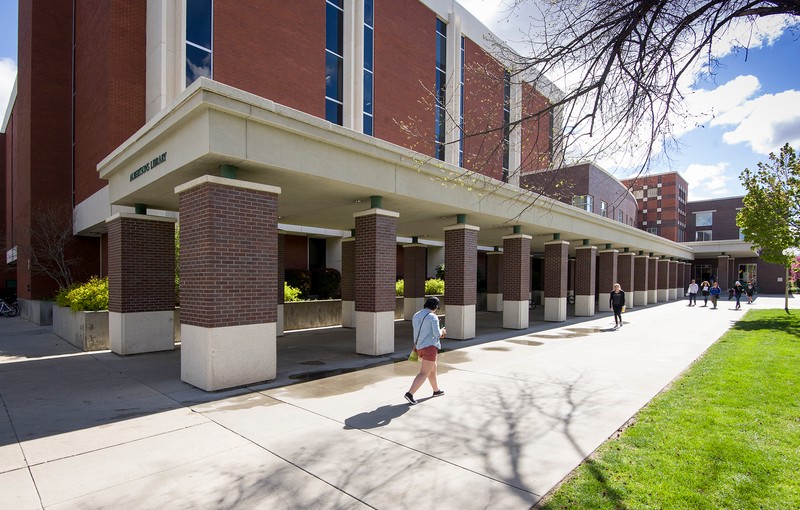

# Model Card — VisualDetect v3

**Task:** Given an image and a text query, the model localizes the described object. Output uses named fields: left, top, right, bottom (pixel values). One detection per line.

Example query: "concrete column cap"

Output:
left=402, top=243, right=426, bottom=249
left=105, top=213, right=177, bottom=225
left=502, top=234, right=532, bottom=241
left=543, top=240, right=569, bottom=246
left=599, top=249, right=619, bottom=254
left=175, top=175, right=281, bottom=195
left=486, top=251, right=503, bottom=256
left=353, top=208, right=400, bottom=219
left=575, top=245, right=597, bottom=251
left=443, top=223, right=480, bottom=232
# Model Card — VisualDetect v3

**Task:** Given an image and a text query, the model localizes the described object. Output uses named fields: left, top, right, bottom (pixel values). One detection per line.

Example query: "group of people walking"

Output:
left=686, top=279, right=755, bottom=310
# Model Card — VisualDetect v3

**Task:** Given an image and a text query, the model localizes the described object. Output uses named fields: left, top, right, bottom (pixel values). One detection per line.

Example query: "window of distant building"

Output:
left=459, top=36, right=465, bottom=167
left=647, top=188, right=658, bottom=198
left=363, top=0, right=374, bottom=135
left=185, top=0, right=213, bottom=86
left=695, top=231, right=712, bottom=241
left=600, top=201, right=607, bottom=217
left=633, top=190, right=644, bottom=200
left=435, top=18, right=447, bottom=160
left=326, top=0, right=344, bottom=125
left=572, top=195, right=593, bottom=212
left=502, top=69, right=511, bottom=182
left=647, top=227, right=659, bottom=235
left=695, top=211, right=713, bottom=227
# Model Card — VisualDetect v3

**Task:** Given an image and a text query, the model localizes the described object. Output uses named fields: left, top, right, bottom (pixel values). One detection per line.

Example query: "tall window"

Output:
left=695, top=211, right=713, bottom=227
left=600, top=201, right=608, bottom=217
left=435, top=18, right=447, bottom=161
left=696, top=231, right=712, bottom=241
left=326, top=0, right=344, bottom=125
left=572, top=195, right=593, bottom=212
left=363, top=0, right=374, bottom=135
left=186, top=0, right=213, bottom=86
left=502, top=70, right=511, bottom=182
left=459, top=36, right=465, bottom=167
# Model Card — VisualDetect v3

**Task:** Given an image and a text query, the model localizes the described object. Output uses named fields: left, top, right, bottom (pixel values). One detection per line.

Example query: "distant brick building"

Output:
left=620, top=172, right=689, bottom=242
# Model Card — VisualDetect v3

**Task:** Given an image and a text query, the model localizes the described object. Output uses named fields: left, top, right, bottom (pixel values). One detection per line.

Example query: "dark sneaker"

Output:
left=432, top=390, right=445, bottom=397
left=404, top=392, right=417, bottom=405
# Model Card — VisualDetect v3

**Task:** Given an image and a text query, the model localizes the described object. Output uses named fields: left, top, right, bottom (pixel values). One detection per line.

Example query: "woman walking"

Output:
left=404, top=297, right=446, bottom=405
left=610, top=283, right=626, bottom=329
left=733, top=281, right=744, bottom=310
left=709, top=282, right=721, bottom=309
left=700, top=280, right=710, bottom=306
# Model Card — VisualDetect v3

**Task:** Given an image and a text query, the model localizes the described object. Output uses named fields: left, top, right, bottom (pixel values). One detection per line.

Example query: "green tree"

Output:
left=737, top=144, right=800, bottom=311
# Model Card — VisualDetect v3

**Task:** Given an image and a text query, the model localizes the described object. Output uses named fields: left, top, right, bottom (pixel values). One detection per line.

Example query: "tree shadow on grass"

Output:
left=730, top=316, right=800, bottom=339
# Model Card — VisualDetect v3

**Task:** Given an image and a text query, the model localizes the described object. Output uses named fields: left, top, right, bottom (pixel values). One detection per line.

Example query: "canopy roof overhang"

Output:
left=98, top=78, right=694, bottom=259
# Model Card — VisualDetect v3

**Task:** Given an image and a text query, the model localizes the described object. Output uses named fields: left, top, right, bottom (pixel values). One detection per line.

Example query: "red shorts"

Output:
left=417, top=346, right=438, bottom=361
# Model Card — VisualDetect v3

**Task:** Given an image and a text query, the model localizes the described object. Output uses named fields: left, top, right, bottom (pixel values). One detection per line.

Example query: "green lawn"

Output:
left=538, top=309, right=800, bottom=509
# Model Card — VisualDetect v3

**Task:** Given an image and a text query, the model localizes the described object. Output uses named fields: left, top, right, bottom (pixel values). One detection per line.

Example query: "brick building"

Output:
left=620, top=172, right=689, bottom=242
left=2, top=0, right=698, bottom=391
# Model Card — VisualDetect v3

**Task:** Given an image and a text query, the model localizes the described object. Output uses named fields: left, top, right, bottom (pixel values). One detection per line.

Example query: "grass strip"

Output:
left=538, top=309, right=800, bottom=509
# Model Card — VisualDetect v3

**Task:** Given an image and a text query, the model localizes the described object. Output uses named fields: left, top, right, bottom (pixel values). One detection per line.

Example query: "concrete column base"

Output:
left=341, top=300, right=355, bottom=328
left=648, top=290, right=658, bottom=303
left=277, top=304, right=284, bottom=337
left=502, top=300, right=528, bottom=329
left=445, top=304, right=475, bottom=340
left=627, top=293, right=635, bottom=308
left=544, top=297, right=567, bottom=322
left=574, top=294, right=595, bottom=316
left=109, top=310, right=174, bottom=355
left=487, top=293, right=503, bottom=312
left=597, top=301, right=611, bottom=313
left=657, top=289, right=669, bottom=302
left=669, top=288, right=678, bottom=301
left=635, top=290, right=648, bottom=306
left=356, top=310, right=395, bottom=355
left=181, top=322, right=276, bottom=391
left=404, top=297, right=425, bottom=320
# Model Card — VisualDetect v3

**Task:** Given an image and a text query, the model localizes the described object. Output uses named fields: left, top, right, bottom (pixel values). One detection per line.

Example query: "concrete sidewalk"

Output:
left=1, top=295, right=796, bottom=509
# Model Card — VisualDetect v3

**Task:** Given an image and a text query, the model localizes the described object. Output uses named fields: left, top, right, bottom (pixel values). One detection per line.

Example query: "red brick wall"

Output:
left=444, top=226, right=477, bottom=305
left=284, top=234, right=308, bottom=270
left=179, top=182, right=278, bottom=327
left=486, top=253, right=502, bottom=293
left=634, top=256, right=648, bottom=291
left=355, top=213, right=396, bottom=312
left=618, top=254, right=634, bottom=294
left=341, top=238, right=355, bottom=301
left=657, top=259, right=670, bottom=289
left=686, top=196, right=743, bottom=242
left=502, top=236, right=530, bottom=301
left=107, top=217, right=175, bottom=313
left=520, top=82, right=551, bottom=173
left=598, top=251, right=618, bottom=295
left=648, top=257, right=659, bottom=290
left=74, top=0, right=146, bottom=205
left=574, top=247, right=596, bottom=296
left=403, top=245, right=426, bottom=298
left=213, top=0, right=324, bottom=118
left=277, top=234, right=285, bottom=304
left=462, top=38, right=504, bottom=179
left=373, top=0, right=435, bottom=154
left=544, top=241, right=567, bottom=298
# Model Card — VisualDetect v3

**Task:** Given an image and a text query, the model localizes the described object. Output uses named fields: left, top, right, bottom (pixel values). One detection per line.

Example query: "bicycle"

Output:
left=0, top=296, right=20, bottom=317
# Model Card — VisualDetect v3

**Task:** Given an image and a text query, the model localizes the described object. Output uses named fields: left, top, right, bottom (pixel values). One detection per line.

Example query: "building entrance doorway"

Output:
left=695, top=264, right=712, bottom=283
left=738, top=264, right=757, bottom=285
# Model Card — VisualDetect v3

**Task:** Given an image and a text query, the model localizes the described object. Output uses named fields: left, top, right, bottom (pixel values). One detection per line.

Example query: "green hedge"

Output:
left=55, top=276, right=109, bottom=311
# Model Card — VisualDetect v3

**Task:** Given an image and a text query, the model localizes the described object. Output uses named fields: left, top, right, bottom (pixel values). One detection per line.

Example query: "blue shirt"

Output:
left=412, top=309, right=441, bottom=350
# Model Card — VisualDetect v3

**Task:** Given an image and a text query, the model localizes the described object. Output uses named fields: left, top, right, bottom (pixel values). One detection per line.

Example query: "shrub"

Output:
left=396, top=279, right=404, bottom=296
left=285, top=269, right=312, bottom=298
left=425, top=278, right=445, bottom=295
left=311, top=267, right=341, bottom=299
left=284, top=283, right=302, bottom=302
left=57, top=276, right=109, bottom=311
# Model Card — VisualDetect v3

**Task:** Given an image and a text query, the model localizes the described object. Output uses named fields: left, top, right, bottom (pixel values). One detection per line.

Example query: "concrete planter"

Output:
left=53, top=306, right=182, bottom=351
left=20, top=299, right=53, bottom=326
left=53, top=306, right=110, bottom=351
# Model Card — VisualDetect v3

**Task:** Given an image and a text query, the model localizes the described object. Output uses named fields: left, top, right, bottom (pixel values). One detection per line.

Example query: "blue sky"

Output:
left=1, top=1, right=798, bottom=201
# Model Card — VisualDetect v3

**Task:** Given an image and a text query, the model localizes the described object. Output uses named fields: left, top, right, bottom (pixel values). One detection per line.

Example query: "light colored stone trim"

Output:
left=175, top=175, right=281, bottom=195
left=443, top=224, right=480, bottom=232
left=501, top=234, right=532, bottom=241
left=105, top=213, right=177, bottom=225
left=352, top=208, right=400, bottom=219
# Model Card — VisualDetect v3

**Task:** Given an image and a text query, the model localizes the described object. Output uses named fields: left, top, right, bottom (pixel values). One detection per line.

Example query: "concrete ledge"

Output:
left=53, top=306, right=109, bottom=351
left=181, top=322, right=276, bottom=391
left=20, top=299, right=53, bottom=326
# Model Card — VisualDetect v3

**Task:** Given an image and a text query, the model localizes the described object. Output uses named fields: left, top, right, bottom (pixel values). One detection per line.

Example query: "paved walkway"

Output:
left=1, top=295, right=796, bottom=509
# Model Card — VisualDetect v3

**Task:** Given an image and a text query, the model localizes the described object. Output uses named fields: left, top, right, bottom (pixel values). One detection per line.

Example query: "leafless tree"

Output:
left=16, top=202, right=81, bottom=289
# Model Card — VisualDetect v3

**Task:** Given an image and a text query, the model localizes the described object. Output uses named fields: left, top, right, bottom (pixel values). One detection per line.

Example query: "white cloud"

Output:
left=678, top=75, right=761, bottom=136
left=0, top=57, right=17, bottom=128
left=711, top=90, right=800, bottom=154
left=683, top=162, right=732, bottom=200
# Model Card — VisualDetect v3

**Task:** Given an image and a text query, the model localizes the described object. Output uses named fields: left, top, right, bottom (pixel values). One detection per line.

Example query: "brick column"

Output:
left=681, top=262, right=690, bottom=296
left=717, top=255, right=730, bottom=289
left=107, top=214, right=176, bottom=355
left=597, top=250, right=619, bottom=312
left=669, top=260, right=679, bottom=300
left=634, top=255, right=649, bottom=306
left=341, top=236, right=355, bottom=328
left=403, top=243, right=427, bottom=319
left=176, top=176, right=279, bottom=391
left=544, top=240, right=569, bottom=322
left=486, top=251, right=503, bottom=312
left=573, top=246, right=596, bottom=316
left=277, top=233, right=285, bottom=336
left=444, top=224, right=479, bottom=339
left=502, top=234, right=531, bottom=329
left=617, top=253, right=635, bottom=308
left=355, top=208, right=398, bottom=355
left=648, top=256, right=659, bottom=303
left=657, top=258, right=670, bottom=302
